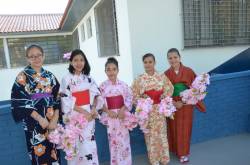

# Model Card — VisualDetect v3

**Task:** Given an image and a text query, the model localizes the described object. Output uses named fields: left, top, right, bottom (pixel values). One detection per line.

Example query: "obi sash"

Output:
left=31, top=93, right=52, bottom=100
left=72, top=90, right=90, bottom=106
left=144, top=89, right=163, bottom=104
left=106, top=95, right=124, bottom=110
left=173, top=83, right=188, bottom=97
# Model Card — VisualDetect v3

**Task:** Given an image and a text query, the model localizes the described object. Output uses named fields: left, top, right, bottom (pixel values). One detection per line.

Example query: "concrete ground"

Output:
left=101, top=133, right=250, bottom=165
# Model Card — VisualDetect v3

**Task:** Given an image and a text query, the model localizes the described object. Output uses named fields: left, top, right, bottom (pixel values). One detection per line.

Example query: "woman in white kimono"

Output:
left=60, top=49, right=102, bottom=165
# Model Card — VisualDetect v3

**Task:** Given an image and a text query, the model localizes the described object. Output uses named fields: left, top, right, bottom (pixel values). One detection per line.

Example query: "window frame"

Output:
left=86, top=17, right=93, bottom=39
left=182, top=0, right=250, bottom=48
left=94, top=0, right=119, bottom=57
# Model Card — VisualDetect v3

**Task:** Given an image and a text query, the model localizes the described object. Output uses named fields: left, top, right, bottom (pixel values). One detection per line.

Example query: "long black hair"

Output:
left=68, top=49, right=91, bottom=75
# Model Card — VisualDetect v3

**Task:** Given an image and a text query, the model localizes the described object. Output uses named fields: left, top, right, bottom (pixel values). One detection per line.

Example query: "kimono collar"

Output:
left=73, top=72, right=83, bottom=77
left=24, top=65, right=45, bottom=76
left=144, top=71, right=158, bottom=77
left=170, top=63, right=184, bottom=73
left=107, top=79, right=120, bottom=85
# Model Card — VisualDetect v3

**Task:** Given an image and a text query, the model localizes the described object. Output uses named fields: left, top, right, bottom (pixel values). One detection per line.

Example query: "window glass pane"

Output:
left=72, top=30, right=80, bottom=49
left=87, top=17, right=93, bottom=38
left=8, top=35, right=74, bottom=67
left=81, top=24, right=86, bottom=41
left=183, top=0, right=250, bottom=47
left=95, top=0, right=119, bottom=57
left=0, top=39, right=6, bottom=69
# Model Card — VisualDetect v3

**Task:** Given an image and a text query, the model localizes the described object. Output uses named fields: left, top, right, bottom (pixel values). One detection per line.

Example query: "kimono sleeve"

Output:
left=11, top=72, right=36, bottom=123
left=162, top=74, right=174, bottom=97
left=89, top=77, right=103, bottom=110
left=131, top=78, right=141, bottom=105
left=122, top=83, right=133, bottom=111
left=99, top=82, right=107, bottom=108
left=60, top=76, right=75, bottom=114
left=51, top=75, right=61, bottom=111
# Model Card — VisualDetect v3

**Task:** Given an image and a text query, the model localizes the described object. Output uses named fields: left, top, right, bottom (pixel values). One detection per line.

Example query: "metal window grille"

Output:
left=0, top=39, right=6, bottom=69
left=7, top=35, right=73, bottom=68
left=81, top=23, right=86, bottom=42
left=183, top=0, right=250, bottom=47
left=95, top=0, right=119, bottom=57
left=87, top=17, right=93, bottom=39
left=72, top=30, right=80, bottom=49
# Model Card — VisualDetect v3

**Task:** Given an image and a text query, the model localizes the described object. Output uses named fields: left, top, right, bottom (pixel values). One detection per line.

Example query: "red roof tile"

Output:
left=0, top=14, right=63, bottom=33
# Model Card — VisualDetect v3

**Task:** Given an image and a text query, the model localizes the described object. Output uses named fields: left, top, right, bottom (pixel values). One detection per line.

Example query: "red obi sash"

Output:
left=72, top=90, right=90, bottom=106
left=144, top=89, right=163, bottom=104
left=106, top=95, right=124, bottom=110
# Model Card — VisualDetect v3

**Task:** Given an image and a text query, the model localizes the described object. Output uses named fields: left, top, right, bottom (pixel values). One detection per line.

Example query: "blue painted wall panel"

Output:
left=0, top=70, right=250, bottom=164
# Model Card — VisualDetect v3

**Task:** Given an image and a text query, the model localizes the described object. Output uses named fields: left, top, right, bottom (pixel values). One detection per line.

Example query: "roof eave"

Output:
left=0, top=30, right=69, bottom=37
left=59, top=0, right=98, bottom=32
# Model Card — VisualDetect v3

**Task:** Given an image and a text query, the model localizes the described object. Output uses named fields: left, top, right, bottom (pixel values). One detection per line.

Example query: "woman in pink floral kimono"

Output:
left=132, top=53, right=173, bottom=165
left=99, top=57, right=133, bottom=165
left=60, top=49, right=102, bottom=165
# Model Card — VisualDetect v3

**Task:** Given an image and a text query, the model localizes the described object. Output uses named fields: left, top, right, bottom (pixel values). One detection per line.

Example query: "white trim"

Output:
left=3, top=38, right=11, bottom=69
left=0, top=32, right=72, bottom=39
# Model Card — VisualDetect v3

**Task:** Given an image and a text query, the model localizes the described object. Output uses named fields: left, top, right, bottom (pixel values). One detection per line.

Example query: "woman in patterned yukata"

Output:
left=11, top=45, right=61, bottom=165
left=132, top=53, right=174, bottom=165
left=60, top=49, right=102, bottom=165
left=99, top=57, right=133, bottom=165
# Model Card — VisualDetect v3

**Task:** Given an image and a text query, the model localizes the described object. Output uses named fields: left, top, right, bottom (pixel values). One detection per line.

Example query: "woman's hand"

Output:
left=107, top=110, right=118, bottom=119
left=81, top=109, right=93, bottom=122
left=90, top=108, right=98, bottom=119
left=31, top=111, right=49, bottom=129
left=38, top=117, right=49, bottom=129
left=74, top=106, right=93, bottom=122
left=47, top=110, right=59, bottom=130
left=47, top=118, right=57, bottom=130
left=85, top=112, right=94, bottom=122
left=118, top=107, right=126, bottom=120
left=173, top=101, right=183, bottom=109
left=102, top=106, right=117, bottom=119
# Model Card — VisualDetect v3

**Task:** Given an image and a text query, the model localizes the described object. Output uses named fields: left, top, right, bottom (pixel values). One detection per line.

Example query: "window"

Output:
left=8, top=35, right=73, bottom=67
left=0, top=39, right=6, bottom=69
left=86, top=17, right=93, bottom=38
left=81, top=23, right=86, bottom=42
left=95, top=0, right=119, bottom=57
left=72, top=30, right=80, bottom=49
left=183, top=0, right=250, bottom=48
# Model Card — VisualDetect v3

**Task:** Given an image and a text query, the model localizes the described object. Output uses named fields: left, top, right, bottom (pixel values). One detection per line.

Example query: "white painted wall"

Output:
left=76, top=0, right=133, bottom=85
left=0, top=63, right=68, bottom=101
left=1, top=0, right=249, bottom=101
left=0, top=32, right=72, bottom=101
left=0, top=0, right=134, bottom=101
left=127, top=0, right=249, bottom=77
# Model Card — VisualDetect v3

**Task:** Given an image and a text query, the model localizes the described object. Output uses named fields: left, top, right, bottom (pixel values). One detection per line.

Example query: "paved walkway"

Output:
left=101, top=133, right=250, bottom=165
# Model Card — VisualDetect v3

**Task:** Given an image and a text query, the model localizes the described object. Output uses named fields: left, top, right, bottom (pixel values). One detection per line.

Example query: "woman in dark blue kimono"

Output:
left=11, top=45, right=61, bottom=165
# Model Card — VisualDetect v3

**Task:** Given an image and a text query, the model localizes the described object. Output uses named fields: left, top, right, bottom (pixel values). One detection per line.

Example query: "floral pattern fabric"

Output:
left=11, top=65, right=61, bottom=165
left=60, top=72, right=101, bottom=165
left=99, top=79, right=133, bottom=165
left=132, top=72, right=173, bottom=165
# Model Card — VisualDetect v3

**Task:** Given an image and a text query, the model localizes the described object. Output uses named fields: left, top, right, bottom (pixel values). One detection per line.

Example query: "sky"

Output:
left=0, top=0, right=69, bottom=14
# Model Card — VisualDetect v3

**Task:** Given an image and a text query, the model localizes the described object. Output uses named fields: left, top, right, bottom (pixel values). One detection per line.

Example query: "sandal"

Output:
left=179, top=156, right=189, bottom=164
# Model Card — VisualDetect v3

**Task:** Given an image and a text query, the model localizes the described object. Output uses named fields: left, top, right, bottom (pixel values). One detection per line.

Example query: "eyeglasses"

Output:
left=27, top=54, right=43, bottom=60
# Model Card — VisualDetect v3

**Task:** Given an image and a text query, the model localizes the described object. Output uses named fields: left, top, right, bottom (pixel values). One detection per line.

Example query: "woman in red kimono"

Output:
left=164, top=48, right=206, bottom=163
